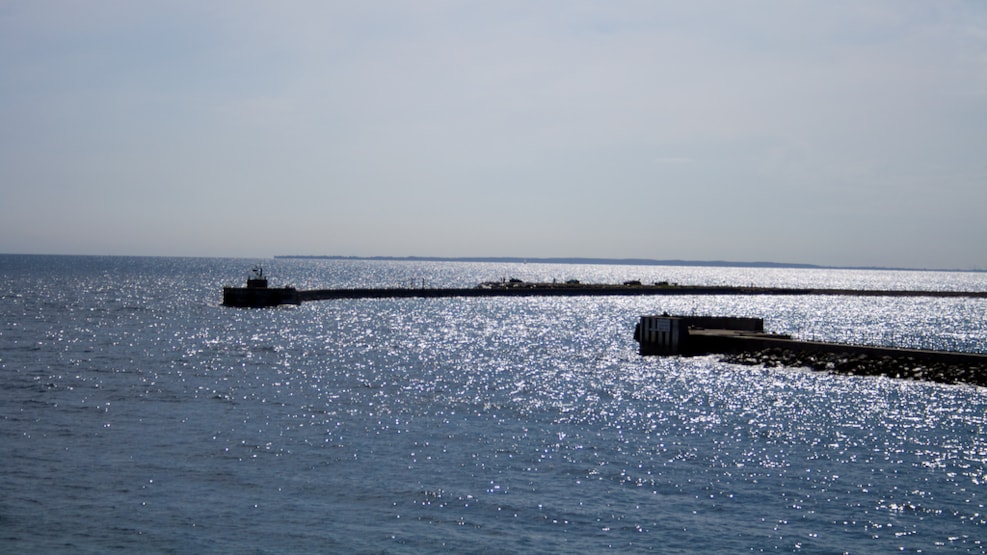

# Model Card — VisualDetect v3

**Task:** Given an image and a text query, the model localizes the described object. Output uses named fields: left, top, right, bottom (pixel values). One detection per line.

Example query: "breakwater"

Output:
left=721, top=345, right=987, bottom=386
left=224, top=278, right=987, bottom=307
left=635, top=315, right=987, bottom=387
left=296, top=282, right=987, bottom=302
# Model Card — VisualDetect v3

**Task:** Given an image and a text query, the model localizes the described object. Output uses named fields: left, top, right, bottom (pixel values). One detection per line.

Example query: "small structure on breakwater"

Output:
left=634, top=315, right=773, bottom=355
left=634, top=314, right=987, bottom=386
left=222, top=267, right=300, bottom=307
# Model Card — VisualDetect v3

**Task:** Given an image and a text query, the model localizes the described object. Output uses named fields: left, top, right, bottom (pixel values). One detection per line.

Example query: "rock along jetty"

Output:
left=635, top=315, right=987, bottom=387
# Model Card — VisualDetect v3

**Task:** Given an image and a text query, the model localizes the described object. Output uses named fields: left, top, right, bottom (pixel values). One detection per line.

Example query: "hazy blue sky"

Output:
left=2, top=1, right=985, bottom=268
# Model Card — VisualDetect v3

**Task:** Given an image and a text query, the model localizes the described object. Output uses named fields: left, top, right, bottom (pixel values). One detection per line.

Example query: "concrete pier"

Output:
left=634, top=315, right=769, bottom=355
left=635, top=315, right=987, bottom=386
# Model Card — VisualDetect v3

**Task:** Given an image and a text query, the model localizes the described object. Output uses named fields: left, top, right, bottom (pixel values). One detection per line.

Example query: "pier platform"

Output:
left=222, top=267, right=300, bottom=307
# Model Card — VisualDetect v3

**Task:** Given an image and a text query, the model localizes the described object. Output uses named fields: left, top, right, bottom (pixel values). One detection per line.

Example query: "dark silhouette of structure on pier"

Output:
left=222, top=267, right=299, bottom=307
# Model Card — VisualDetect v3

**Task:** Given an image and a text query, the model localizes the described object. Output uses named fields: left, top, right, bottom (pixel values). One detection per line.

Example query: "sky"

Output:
left=1, top=1, right=985, bottom=269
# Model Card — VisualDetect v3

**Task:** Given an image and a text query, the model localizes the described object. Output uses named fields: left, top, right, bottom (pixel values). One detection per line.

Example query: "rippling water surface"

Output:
left=2, top=255, right=986, bottom=553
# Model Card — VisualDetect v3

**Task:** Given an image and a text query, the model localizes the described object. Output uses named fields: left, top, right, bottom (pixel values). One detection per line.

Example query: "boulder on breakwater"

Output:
left=721, top=347, right=987, bottom=387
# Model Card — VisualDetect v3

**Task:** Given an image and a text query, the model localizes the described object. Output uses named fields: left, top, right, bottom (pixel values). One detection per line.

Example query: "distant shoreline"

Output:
left=0, top=253, right=981, bottom=272
left=274, top=255, right=983, bottom=273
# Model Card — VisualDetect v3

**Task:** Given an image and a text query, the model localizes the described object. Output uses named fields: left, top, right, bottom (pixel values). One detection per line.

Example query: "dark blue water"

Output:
left=2, top=255, right=986, bottom=553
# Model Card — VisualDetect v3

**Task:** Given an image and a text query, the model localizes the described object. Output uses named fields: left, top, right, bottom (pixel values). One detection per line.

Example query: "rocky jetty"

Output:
left=721, top=347, right=987, bottom=387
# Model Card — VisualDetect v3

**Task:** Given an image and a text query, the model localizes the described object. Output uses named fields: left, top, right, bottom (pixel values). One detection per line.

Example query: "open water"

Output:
left=2, top=255, right=987, bottom=553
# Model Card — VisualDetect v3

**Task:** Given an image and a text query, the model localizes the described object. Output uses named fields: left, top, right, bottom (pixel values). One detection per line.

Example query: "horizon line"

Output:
left=1, top=252, right=981, bottom=272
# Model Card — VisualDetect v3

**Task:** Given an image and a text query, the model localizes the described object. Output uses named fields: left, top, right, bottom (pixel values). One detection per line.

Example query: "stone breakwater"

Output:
left=721, top=347, right=987, bottom=387
left=231, top=280, right=987, bottom=307
left=635, top=316, right=987, bottom=387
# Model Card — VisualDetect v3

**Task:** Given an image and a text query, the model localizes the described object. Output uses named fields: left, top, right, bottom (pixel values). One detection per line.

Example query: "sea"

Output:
left=2, top=254, right=986, bottom=554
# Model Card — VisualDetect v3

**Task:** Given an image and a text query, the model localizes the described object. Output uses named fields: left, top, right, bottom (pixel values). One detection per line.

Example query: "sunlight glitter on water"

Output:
left=4, top=256, right=986, bottom=553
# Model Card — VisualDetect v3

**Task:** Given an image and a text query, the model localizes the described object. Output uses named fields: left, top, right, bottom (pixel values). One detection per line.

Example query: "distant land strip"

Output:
left=275, top=255, right=984, bottom=273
